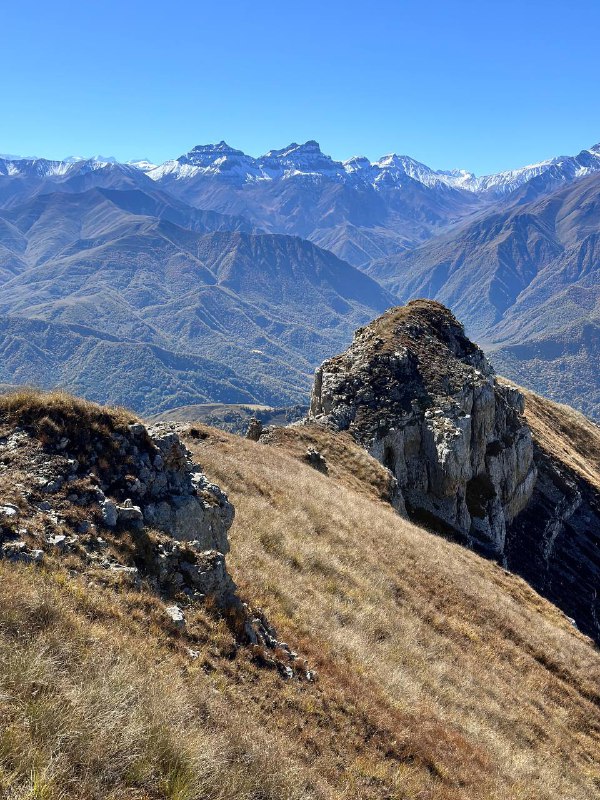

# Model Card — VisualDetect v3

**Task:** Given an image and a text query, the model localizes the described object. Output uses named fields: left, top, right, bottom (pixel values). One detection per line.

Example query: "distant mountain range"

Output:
left=0, top=140, right=598, bottom=417
left=0, top=185, right=393, bottom=412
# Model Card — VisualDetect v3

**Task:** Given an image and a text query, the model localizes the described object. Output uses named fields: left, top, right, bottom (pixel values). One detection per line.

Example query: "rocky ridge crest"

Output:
left=309, top=300, right=537, bottom=557
left=308, top=300, right=600, bottom=641
left=0, top=394, right=303, bottom=671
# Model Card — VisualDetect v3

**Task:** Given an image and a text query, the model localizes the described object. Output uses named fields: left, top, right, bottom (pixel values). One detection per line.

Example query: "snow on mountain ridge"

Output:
left=0, top=154, right=148, bottom=180
left=145, top=140, right=600, bottom=194
left=2, top=140, right=600, bottom=195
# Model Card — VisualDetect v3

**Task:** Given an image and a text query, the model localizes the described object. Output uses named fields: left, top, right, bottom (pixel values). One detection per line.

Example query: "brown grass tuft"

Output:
left=0, top=388, right=140, bottom=452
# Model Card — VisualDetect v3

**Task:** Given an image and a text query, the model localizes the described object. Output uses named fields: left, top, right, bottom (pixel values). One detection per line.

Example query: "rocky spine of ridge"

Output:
left=0, top=401, right=300, bottom=666
left=309, top=300, right=537, bottom=558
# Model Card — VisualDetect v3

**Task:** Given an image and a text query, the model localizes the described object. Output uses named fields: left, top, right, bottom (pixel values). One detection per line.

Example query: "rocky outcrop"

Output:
left=0, top=417, right=237, bottom=606
left=308, top=300, right=600, bottom=642
left=309, top=300, right=537, bottom=557
left=0, top=397, right=310, bottom=674
left=137, top=423, right=234, bottom=554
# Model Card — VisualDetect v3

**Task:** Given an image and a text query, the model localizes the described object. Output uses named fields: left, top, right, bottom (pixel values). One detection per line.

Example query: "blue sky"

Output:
left=1, top=0, right=599, bottom=174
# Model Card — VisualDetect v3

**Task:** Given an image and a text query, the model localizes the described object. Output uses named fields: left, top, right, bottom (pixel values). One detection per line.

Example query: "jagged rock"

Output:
left=0, top=504, right=18, bottom=518
left=505, top=446, right=600, bottom=641
left=2, top=541, right=27, bottom=558
left=135, top=425, right=234, bottom=552
left=308, top=300, right=600, bottom=642
left=154, top=539, right=236, bottom=606
left=305, top=447, right=328, bottom=473
left=47, top=534, right=67, bottom=549
left=101, top=499, right=118, bottom=527
left=116, top=499, right=143, bottom=526
left=308, top=300, right=537, bottom=557
left=0, top=541, right=44, bottom=564
left=245, top=418, right=263, bottom=441
left=42, top=477, right=63, bottom=494
left=0, top=398, right=302, bottom=665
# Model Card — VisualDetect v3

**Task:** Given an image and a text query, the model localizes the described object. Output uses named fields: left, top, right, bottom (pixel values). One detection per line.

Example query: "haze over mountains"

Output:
left=0, top=139, right=598, bottom=417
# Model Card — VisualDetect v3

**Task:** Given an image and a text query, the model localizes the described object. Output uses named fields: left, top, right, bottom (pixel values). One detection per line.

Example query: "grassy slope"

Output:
left=515, top=384, right=600, bottom=491
left=186, top=423, right=600, bottom=799
left=0, top=393, right=599, bottom=799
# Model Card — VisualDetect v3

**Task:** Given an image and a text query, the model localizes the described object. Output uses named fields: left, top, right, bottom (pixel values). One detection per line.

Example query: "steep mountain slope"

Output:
left=0, top=140, right=598, bottom=418
left=0, top=314, right=265, bottom=411
left=368, top=173, right=600, bottom=418
left=150, top=141, right=480, bottom=267
left=0, top=389, right=598, bottom=799
left=3, top=140, right=599, bottom=274
left=0, top=190, right=395, bottom=411
left=490, top=321, right=600, bottom=420
left=0, top=185, right=255, bottom=264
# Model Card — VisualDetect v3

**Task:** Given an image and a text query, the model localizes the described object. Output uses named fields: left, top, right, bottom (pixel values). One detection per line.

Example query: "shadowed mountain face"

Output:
left=367, top=173, right=600, bottom=418
left=0, top=188, right=395, bottom=413
left=153, top=167, right=482, bottom=267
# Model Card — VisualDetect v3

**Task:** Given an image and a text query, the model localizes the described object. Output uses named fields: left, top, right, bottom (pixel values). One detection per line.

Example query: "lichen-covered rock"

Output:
left=0, top=416, right=236, bottom=604
left=0, top=394, right=305, bottom=670
left=309, top=300, right=537, bottom=557
left=245, top=418, right=263, bottom=441
left=139, top=424, right=234, bottom=552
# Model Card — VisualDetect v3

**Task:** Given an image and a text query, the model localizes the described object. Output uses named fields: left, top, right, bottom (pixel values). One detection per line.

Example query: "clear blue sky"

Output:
left=2, top=0, right=599, bottom=174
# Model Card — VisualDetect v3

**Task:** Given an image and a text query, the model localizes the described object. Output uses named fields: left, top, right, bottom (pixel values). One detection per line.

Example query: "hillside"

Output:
left=147, top=402, right=307, bottom=434
left=306, top=300, right=600, bottom=640
left=0, top=389, right=598, bottom=799
left=0, top=189, right=394, bottom=411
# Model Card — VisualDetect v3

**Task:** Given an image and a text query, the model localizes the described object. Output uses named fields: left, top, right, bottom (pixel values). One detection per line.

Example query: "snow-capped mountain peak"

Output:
left=6, top=138, right=598, bottom=198
left=179, top=141, right=247, bottom=166
left=259, top=140, right=345, bottom=178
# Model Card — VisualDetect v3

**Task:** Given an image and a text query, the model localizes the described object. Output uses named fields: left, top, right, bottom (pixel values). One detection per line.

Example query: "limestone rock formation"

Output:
left=309, top=300, right=537, bottom=557
left=308, top=300, right=600, bottom=641
left=0, top=394, right=312, bottom=672
left=0, top=413, right=237, bottom=607
left=140, top=422, right=234, bottom=553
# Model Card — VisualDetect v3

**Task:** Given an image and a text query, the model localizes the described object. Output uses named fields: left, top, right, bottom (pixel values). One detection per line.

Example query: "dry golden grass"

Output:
left=183, top=424, right=600, bottom=800
left=1, top=388, right=599, bottom=799
left=506, top=382, right=600, bottom=491
left=262, top=423, right=395, bottom=502
left=0, top=564, right=322, bottom=800
left=0, top=388, right=137, bottom=433
left=0, top=388, right=143, bottom=471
